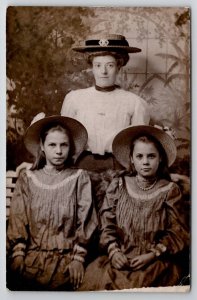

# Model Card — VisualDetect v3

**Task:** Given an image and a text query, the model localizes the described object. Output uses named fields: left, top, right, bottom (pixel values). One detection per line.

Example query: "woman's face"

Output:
left=92, top=55, right=119, bottom=87
left=41, top=129, right=70, bottom=168
left=131, top=140, right=160, bottom=179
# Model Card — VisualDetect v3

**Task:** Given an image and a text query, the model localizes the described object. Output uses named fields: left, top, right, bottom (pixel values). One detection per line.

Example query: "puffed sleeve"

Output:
left=72, top=170, right=98, bottom=263
left=148, top=183, right=189, bottom=257
left=131, top=96, right=150, bottom=125
left=61, top=91, right=76, bottom=118
left=7, top=170, right=29, bottom=258
left=99, top=177, right=122, bottom=258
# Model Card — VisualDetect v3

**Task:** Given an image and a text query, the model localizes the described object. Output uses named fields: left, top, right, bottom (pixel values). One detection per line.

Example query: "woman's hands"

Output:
left=130, top=252, right=155, bottom=270
left=68, top=260, right=84, bottom=290
left=111, top=251, right=129, bottom=269
left=11, top=255, right=25, bottom=274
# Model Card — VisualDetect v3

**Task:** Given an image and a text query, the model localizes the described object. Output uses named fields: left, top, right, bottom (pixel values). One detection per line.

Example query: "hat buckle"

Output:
left=98, top=39, right=109, bottom=47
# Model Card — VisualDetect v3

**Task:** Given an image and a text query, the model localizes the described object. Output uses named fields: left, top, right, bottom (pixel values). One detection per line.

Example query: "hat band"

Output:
left=85, top=39, right=129, bottom=47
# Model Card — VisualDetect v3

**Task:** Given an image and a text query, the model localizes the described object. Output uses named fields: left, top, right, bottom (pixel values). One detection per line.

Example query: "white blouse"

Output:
left=61, top=87, right=150, bottom=155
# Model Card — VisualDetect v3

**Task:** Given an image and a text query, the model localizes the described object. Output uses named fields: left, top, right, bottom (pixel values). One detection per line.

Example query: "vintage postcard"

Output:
left=6, top=6, right=190, bottom=293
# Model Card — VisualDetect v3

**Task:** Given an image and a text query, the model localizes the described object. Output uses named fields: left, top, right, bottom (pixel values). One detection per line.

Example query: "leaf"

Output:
left=140, top=74, right=165, bottom=93
left=164, top=74, right=186, bottom=86
left=167, top=61, right=179, bottom=75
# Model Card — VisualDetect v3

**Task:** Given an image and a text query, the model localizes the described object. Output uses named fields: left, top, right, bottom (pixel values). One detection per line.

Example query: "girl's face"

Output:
left=131, top=140, right=160, bottom=179
left=92, top=55, right=119, bottom=87
left=41, top=129, right=70, bottom=168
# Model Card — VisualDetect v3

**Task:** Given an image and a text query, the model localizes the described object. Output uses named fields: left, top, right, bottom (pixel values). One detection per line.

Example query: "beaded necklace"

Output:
left=135, top=175, right=157, bottom=191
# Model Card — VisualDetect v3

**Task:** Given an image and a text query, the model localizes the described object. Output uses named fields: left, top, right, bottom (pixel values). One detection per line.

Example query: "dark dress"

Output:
left=7, top=168, right=97, bottom=290
left=79, top=175, right=189, bottom=290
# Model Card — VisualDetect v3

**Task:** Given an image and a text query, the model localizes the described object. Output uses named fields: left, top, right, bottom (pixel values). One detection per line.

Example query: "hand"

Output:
left=68, top=260, right=84, bottom=290
left=11, top=256, right=24, bottom=274
left=111, top=251, right=129, bottom=270
left=170, top=173, right=190, bottom=195
left=16, top=162, right=33, bottom=176
left=130, top=253, right=155, bottom=271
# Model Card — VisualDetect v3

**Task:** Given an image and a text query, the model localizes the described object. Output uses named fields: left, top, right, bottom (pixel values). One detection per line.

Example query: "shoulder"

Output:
left=66, top=87, right=94, bottom=97
left=157, top=179, right=179, bottom=190
left=156, top=179, right=181, bottom=200
left=15, top=168, right=34, bottom=187
left=26, top=169, right=41, bottom=177
left=116, top=88, right=140, bottom=98
left=116, top=89, right=147, bottom=104
left=69, top=168, right=90, bottom=180
left=167, top=181, right=182, bottom=195
left=17, top=168, right=30, bottom=181
left=63, top=87, right=95, bottom=107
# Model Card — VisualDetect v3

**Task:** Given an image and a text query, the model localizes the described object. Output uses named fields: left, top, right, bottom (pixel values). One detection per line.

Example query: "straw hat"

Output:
left=72, top=34, right=141, bottom=53
left=24, top=115, right=88, bottom=161
left=112, top=125, right=177, bottom=169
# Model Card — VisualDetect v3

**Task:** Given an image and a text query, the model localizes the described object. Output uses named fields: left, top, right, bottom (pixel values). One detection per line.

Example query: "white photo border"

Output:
left=0, top=0, right=195, bottom=299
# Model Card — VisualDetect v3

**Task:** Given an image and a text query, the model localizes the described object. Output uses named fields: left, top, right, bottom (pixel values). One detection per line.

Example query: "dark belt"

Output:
left=83, top=151, right=114, bottom=160
left=76, top=151, right=124, bottom=172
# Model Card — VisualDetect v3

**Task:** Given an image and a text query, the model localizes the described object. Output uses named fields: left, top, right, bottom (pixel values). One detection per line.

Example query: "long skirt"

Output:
left=7, top=250, right=73, bottom=291
left=79, top=255, right=184, bottom=291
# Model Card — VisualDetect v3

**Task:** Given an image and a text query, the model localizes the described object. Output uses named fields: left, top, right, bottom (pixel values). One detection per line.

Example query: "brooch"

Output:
left=98, top=39, right=109, bottom=47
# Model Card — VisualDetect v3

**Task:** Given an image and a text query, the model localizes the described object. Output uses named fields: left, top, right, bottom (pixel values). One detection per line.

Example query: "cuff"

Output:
left=72, top=244, right=87, bottom=264
left=108, top=242, right=121, bottom=260
left=12, top=243, right=26, bottom=258
left=149, top=243, right=167, bottom=257
left=12, top=251, right=25, bottom=258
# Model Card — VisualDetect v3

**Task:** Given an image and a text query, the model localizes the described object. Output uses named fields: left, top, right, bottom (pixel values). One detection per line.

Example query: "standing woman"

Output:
left=61, top=34, right=150, bottom=172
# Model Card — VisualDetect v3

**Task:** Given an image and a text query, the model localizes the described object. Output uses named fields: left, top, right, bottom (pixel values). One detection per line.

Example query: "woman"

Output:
left=61, top=34, right=150, bottom=171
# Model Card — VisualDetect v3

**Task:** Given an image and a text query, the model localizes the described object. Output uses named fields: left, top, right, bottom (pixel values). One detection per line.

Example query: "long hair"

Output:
left=86, top=51, right=130, bottom=68
left=130, top=135, right=171, bottom=181
left=31, top=123, right=74, bottom=170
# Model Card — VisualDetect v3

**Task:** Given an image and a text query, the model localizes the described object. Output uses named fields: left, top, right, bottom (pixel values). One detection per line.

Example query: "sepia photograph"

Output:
left=5, top=6, right=190, bottom=292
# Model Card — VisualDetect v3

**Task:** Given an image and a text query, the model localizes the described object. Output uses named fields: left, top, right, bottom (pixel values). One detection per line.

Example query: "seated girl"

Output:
left=79, top=125, right=189, bottom=290
left=7, top=115, right=98, bottom=291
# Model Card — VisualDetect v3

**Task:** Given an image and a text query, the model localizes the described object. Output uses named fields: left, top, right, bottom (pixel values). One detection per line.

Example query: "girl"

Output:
left=79, top=125, right=189, bottom=290
left=7, top=115, right=98, bottom=291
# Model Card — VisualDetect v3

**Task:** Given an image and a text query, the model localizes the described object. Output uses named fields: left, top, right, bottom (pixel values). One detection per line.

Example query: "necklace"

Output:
left=136, top=175, right=157, bottom=191
left=43, top=167, right=64, bottom=176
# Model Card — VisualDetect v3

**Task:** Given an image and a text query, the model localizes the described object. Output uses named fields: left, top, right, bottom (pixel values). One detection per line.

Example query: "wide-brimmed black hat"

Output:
left=24, top=115, right=88, bottom=162
left=112, top=125, right=177, bottom=169
left=72, top=34, right=141, bottom=53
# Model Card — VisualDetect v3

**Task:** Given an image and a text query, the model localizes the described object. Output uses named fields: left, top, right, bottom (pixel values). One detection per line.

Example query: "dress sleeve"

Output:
left=148, top=183, right=189, bottom=257
left=7, top=170, right=29, bottom=258
left=72, top=170, right=98, bottom=263
left=99, top=177, right=122, bottom=257
left=61, top=91, right=76, bottom=117
left=131, top=96, right=150, bottom=125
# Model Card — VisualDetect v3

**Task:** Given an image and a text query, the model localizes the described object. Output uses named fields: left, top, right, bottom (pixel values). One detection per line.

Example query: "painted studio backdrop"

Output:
left=6, top=7, right=190, bottom=175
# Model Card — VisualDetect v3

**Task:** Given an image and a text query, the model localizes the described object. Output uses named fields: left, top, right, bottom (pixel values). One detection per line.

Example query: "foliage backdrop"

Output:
left=6, top=7, right=190, bottom=174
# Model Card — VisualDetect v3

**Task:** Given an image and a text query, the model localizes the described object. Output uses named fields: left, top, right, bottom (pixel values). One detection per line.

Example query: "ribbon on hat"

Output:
left=154, top=125, right=177, bottom=140
left=85, top=39, right=129, bottom=47
left=30, top=112, right=46, bottom=125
